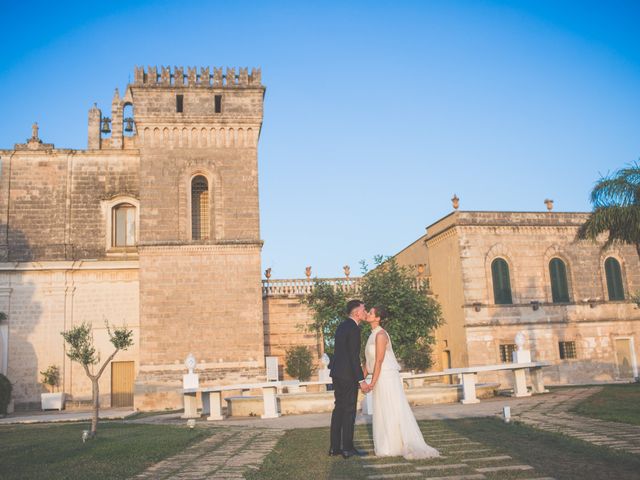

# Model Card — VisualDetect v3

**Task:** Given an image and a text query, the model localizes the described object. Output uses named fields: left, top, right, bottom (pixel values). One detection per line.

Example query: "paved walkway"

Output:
left=354, top=422, right=555, bottom=480
left=133, top=426, right=284, bottom=480
left=514, top=387, right=640, bottom=455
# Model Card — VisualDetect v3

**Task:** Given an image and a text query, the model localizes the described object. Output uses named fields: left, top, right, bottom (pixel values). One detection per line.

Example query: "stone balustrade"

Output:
left=262, top=276, right=430, bottom=297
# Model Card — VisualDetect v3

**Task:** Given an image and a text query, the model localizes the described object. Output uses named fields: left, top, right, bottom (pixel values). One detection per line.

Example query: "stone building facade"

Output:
left=395, top=210, right=640, bottom=386
left=0, top=66, right=279, bottom=410
left=1, top=66, right=637, bottom=411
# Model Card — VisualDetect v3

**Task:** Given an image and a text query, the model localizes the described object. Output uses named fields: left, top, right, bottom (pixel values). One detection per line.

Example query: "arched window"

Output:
left=113, top=203, right=136, bottom=247
left=604, top=257, right=625, bottom=301
left=549, top=258, right=570, bottom=303
left=191, top=175, right=210, bottom=240
left=491, top=258, right=513, bottom=305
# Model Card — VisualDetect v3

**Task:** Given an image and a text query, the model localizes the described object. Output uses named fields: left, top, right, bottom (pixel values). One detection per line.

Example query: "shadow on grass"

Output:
left=446, top=417, right=640, bottom=480
left=0, top=421, right=212, bottom=480
left=570, top=383, right=640, bottom=425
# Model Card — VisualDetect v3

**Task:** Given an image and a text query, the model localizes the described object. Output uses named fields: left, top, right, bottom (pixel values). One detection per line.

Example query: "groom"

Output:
left=329, top=299, right=370, bottom=459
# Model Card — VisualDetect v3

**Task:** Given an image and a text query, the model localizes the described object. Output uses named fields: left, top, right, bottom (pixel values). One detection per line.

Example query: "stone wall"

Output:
left=0, top=263, right=139, bottom=409
left=263, top=295, right=323, bottom=379
left=0, top=150, right=139, bottom=262
left=423, top=211, right=640, bottom=387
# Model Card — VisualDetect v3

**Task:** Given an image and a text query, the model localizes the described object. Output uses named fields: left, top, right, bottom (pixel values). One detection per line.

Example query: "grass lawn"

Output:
left=449, top=417, right=640, bottom=480
left=0, top=421, right=213, bottom=480
left=570, top=383, right=640, bottom=425
left=248, top=418, right=640, bottom=480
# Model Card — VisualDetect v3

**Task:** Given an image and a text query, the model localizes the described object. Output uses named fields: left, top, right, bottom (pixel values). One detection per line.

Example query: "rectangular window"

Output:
left=559, top=341, right=577, bottom=360
left=114, top=206, right=136, bottom=247
left=176, top=94, right=184, bottom=113
left=499, top=344, right=517, bottom=363
left=214, top=95, right=222, bottom=113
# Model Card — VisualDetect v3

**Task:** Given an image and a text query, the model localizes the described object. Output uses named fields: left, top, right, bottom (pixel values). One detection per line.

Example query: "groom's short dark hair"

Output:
left=346, top=299, right=364, bottom=315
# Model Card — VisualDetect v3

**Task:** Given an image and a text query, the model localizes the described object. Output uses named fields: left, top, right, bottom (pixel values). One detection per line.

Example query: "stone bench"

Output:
left=183, top=362, right=550, bottom=420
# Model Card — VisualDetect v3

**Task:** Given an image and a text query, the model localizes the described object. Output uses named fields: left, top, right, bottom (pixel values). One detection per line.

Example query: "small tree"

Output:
left=301, top=280, right=350, bottom=356
left=40, top=365, right=60, bottom=393
left=304, top=256, right=443, bottom=371
left=285, top=346, right=314, bottom=381
left=61, top=322, right=133, bottom=437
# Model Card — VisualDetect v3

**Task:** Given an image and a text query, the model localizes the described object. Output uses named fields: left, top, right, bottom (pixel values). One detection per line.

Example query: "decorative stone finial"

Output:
left=451, top=194, right=460, bottom=210
left=305, top=266, right=312, bottom=279
left=544, top=199, right=554, bottom=211
left=264, top=267, right=272, bottom=280
left=343, top=265, right=351, bottom=278
left=185, top=353, right=197, bottom=374
left=31, top=122, right=39, bottom=141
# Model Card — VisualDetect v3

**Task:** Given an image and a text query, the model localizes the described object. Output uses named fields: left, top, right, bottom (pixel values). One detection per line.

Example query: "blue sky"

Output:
left=1, top=1, right=639, bottom=278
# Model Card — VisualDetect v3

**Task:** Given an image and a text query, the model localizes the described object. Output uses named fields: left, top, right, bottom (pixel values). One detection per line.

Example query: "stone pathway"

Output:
left=133, top=426, right=284, bottom=479
left=514, top=387, right=640, bottom=455
left=355, top=423, right=554, bottom=480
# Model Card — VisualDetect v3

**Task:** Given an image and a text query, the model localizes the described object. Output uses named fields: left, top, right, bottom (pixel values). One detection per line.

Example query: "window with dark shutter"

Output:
left=491, top=258, right=513, bottom=304
left=549, top=258, right=570, bottom=303
left=605, top=257, right=625, bottom=300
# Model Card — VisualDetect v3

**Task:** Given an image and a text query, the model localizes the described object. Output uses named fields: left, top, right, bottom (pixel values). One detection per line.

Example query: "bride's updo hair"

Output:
left=373, top=305, right=389, bottom=325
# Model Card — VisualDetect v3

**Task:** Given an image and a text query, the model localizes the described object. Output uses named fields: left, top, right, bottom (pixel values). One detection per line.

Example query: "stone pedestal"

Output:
left=513, top=349, right=531, bottom=364
left=261, top=385, right=280, bottom=419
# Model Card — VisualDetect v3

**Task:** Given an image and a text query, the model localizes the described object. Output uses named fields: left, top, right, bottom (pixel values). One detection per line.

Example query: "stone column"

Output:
left=87, top=104, right=101, bottom=150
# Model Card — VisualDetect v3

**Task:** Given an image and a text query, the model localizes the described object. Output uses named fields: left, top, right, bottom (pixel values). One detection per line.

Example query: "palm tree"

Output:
left=577, top=161, right=640, bottom=260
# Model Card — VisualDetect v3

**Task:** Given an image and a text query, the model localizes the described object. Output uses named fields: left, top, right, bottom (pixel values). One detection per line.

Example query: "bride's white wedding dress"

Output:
left=365, top=326, right=439, bottom=459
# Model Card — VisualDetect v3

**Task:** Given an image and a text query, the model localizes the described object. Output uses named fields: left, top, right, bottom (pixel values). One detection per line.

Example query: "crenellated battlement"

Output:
left=133, top=66, right=262, bottom=87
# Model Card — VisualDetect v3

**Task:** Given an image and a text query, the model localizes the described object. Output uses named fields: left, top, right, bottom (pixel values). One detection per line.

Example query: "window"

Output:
left=491, top=258, right=513, bottom=304
left=191, top=176, right=209, bottom=240
left=214, top=95, right=222, bottom=113
left=604, top=257, right=625, bottom=301
left=499, top=344, right=516, bottom=363
left=549, top=258, right=570, bottom=303
left=113, top=204, right=136, bottom=247
left=559, top=341, right=577, bottom=360
left=176, top=94, right=184, bottom=113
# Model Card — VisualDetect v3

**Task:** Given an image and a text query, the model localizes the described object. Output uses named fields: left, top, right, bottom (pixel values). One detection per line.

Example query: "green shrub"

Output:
left=285, top=346, right=314, bottom=381
left=0, top=373, right=12, bottom=415
left=401, top=342, right=433, bottom=372
left=40, top=365, right=60, bottom=392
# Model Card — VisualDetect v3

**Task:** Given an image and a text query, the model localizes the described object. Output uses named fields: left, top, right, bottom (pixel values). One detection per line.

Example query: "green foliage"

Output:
left=359, top=256, right=442, bottom=371
left=61, top=322, right=134, bottom=368
left=61, top=322, right=98, bottom=366
left=285, top=346, right=314, bottom=381
left=40, top=365, right=60, bottom=391
left=577, top=161, right=640, bottom=259
left=301, top=280, right=349, bottom=356
left=303, top=256, right=443, bottom=371
left=0, top=373, right=12, bottom=415
left=401, top=342, right=434, bottom=371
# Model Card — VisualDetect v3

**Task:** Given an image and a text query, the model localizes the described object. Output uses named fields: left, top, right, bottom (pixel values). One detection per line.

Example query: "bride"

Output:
left=363, top=306, right=439, bottom=459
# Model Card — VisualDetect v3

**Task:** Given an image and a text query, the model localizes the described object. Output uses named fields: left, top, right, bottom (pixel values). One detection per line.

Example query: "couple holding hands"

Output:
left=329, top=299, right=440, bottom=460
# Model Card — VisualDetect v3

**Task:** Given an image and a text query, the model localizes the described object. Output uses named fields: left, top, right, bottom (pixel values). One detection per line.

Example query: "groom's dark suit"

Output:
left=330, top=317, right=365, bottom=453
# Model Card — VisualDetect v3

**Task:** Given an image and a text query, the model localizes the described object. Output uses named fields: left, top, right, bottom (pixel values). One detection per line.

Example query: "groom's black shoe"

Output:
left=328, top=448, right=342, bottom=456
left=342, top=448, right=368, bottom=459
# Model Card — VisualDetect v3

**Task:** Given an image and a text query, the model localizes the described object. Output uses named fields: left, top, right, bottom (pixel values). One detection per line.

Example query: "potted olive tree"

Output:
left=40, top=365, right=65, bottom=410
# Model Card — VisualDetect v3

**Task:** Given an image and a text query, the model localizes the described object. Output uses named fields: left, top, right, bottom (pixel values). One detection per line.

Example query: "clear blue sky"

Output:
left=1, top=1, right=639, bottom=278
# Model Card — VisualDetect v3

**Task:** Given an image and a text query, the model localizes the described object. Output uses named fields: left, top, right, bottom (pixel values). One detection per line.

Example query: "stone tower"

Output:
left=127, top=66, right=266, bottom=409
